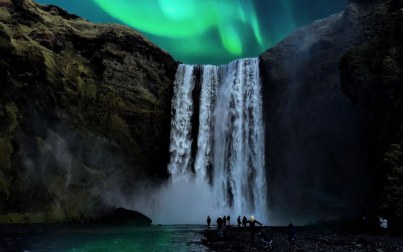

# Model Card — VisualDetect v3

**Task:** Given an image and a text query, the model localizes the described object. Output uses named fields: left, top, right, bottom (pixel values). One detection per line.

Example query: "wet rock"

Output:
left=92, top=207, right=152, bottom=226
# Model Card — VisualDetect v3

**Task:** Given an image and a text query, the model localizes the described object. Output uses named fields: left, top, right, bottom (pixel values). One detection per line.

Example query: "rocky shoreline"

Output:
left=200, top=225, right=403, bottom=252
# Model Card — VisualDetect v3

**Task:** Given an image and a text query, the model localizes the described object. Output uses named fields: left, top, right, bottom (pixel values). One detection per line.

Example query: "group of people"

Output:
left=207, top=215, right=231, bottom=238
left=206, top=215, right=231, bottom=229
left=206, top=215, right=297, bottom=249
left=236, top=215, right=252, bottom=227
left=207, top=215, right=264, bottom=242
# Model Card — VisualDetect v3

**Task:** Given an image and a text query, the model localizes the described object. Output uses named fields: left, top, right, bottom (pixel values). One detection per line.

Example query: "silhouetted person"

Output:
left=242, top=216, right=248, bottom=227
left=223, top=216, right=227, bottom=228
left=207, top=215, right=211, bottom=229
left=237, top=216, right=241, bottom=227
left=217, top=216, right=224, bottom=238
left=288, top=223, right=296, bottom=250
left=247, top=215, right=263, bottom=243
left=227, top=215, right=231, bottom=225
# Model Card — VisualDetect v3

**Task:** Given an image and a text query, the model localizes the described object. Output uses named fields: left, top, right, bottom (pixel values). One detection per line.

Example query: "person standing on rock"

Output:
left=223, top=215, right=227, bottom=229
left=216, top=216, right=224, bottom=238
left=247, top=215, right=263, bottom=243
left=207, top=215, right=211, bottom=229
left=237, top=216, right=241, bottom=227
left=227, top=215, right=231, bottom=225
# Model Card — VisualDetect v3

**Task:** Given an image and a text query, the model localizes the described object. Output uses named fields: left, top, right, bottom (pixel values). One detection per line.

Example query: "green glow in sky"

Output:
left=93, top=0, right=264, bottom=59
left=36, top=0, right=347, bottom=64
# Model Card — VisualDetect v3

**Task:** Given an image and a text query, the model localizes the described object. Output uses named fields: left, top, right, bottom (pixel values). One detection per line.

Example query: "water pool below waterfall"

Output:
left=1, top=225, right=208, bottom=251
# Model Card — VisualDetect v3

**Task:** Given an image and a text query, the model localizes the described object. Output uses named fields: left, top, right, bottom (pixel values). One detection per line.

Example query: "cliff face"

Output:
left=0, top=0, right=178, bottom=222
left=260, top=0, right=403, bottom=224
left=340, top=0, right=403, bottom=224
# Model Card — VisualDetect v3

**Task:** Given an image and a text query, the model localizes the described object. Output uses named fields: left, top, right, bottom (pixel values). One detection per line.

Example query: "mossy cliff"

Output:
left=0, top=0, right=178, bottom=222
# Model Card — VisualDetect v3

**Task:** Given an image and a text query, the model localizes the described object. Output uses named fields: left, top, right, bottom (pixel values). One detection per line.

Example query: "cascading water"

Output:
left=168, top=58, right=267, bottom=220
left=168, top=65, right=197, bottom=179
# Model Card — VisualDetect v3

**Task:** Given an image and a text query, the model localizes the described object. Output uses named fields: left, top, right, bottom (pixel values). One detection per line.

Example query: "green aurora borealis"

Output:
left=36, top=0, right=347, bottom=64
left=94, top=0, right=263, bottom=56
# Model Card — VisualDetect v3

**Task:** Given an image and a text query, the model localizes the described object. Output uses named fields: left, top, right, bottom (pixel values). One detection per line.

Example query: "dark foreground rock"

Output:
left=201, top=226, right=403, bottom=252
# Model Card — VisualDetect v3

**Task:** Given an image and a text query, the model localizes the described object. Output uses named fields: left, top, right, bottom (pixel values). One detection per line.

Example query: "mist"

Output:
left=104, top=175, right=271, bottom=225
left=17, top=115, right=270, bottom=225
left=16, top=116, right=142, bottom=219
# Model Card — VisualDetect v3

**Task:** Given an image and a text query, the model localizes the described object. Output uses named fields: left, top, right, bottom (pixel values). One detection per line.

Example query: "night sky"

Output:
left=35, top=0, right=347, bottom=64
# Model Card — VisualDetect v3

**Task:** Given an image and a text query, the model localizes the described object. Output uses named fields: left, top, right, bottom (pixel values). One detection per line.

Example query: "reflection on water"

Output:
left=1, top=225, right=208, bottom=252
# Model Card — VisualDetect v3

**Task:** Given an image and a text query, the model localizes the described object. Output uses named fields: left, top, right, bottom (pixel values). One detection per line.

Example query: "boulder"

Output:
left=94, top=207, right=152, bottom=226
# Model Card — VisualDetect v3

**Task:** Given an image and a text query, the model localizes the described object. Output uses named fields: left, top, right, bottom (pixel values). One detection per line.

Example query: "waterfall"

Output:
left=194, top=65, right=220, bottom=181
left=168, top=58, right=267, bottom=220
left=168, top=65, right=196, bottom=179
